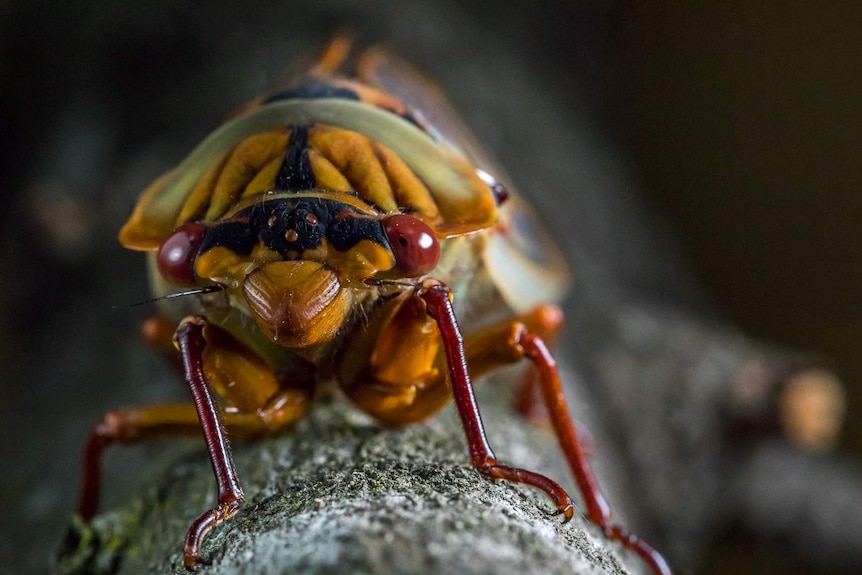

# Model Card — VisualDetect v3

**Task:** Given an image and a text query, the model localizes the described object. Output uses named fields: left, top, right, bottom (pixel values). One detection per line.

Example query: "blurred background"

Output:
left=1, top=1, right=860, bottom=574
left=620, top=3, right=862, bottom=458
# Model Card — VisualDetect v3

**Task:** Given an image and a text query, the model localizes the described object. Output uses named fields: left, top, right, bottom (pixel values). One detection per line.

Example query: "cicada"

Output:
left=78, top=37, right=670, bottom=575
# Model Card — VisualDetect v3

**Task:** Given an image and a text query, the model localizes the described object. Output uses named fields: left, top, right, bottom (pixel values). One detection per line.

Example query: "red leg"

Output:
left=80, top=319, right=247, bottom=566
left=79, top=315, right=315, bottom=567
left=419, top=283, right=574, bottom=520
left=172, top=316, right=243, bottom=567
left=79, top=403, right=203, bottom=521
left=510, top=305, right=564, bottom=422
left=520, top=334, right=670, bottom=575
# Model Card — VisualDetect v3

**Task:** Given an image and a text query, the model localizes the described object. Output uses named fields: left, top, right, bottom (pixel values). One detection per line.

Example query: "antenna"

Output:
left=116, top=285, right=224, bottom=309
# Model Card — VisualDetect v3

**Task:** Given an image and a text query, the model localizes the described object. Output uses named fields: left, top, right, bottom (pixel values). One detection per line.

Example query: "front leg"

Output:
left=417, top=283, right=576, bottom=519
left=172, top=316, right=243, bottom=567
left=86, top=316, right=247, bottom=567
left=79, top=315, right=313, bottom=568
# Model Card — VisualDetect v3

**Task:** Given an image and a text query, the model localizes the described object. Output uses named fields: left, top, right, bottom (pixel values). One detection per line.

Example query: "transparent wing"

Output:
left=358, top=47, right=503, bottom=179
left=359, top=45, right=571, bottom=309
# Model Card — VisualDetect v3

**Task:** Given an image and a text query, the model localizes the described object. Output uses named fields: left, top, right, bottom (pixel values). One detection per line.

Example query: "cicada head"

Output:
left=152, top=192, right=442, bottom=349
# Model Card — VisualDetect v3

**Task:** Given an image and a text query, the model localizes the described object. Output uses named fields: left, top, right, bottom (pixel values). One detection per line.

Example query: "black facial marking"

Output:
left=327, top=207, right=389, bottom=253
left=197, top=197, right=391, bottom=263
left=243, top=197, right=389, bottom=257
left=275, top=125, right=316, bottom=192
left=198, top=221, right=258, bottom=256
left=255, top=199, right=326, bottom=252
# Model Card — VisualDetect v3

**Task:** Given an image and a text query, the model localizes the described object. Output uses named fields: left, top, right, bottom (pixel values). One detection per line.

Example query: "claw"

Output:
left=183, top=553, right=201, bottom=569
left=548, top=501, right=575, bottom=523
left=183, top=552, right=214, bottom=570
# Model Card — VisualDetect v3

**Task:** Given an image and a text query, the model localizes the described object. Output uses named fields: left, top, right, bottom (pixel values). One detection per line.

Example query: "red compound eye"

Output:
left=382, top=214, right=440, bottom=278
left=156, top=223, right=206, bottom=287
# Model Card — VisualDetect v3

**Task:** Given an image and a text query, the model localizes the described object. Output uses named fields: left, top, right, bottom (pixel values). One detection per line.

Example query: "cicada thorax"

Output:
left=175, top=124, right=443, bottom=230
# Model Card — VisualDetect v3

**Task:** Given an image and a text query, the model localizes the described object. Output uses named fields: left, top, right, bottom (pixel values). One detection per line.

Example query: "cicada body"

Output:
left=78, top=38, right=669, bottom=575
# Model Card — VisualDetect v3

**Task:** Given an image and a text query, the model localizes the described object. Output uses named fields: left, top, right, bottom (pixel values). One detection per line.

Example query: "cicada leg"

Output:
left=472, top=304, right=564, bottom=422
left=79, top=403, right=203, bottom=521
left=413, top=283, right=571, bottom=510
left=139, top=315, right=179, bottom=354
left=79, top=315, right=313, bottom=567
left=500, top=306, right=594, bottom=455
left=171, top=316, right=244, bottom=567
left=418, top=282, right=671, bottom=575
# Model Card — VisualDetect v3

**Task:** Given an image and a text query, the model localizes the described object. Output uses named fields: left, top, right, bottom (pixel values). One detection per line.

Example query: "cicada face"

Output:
left=155, top=188, right=441, bottom=348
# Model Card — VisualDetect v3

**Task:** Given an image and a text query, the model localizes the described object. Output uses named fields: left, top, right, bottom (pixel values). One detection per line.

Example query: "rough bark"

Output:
left=54, top=386, right=639, bottom=575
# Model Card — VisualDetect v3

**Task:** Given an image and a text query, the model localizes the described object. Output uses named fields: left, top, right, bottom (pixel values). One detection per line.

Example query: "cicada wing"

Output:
left=358, top=46, right=503, bottom=180
left=484, top=195, right=571, bottom=313
left=359, top=46, right=571, bottom=310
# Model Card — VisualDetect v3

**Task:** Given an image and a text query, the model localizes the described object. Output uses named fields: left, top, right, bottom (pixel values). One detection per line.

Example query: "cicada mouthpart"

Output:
left=242, top=260, right=350, bottom=348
